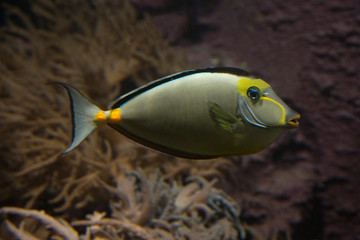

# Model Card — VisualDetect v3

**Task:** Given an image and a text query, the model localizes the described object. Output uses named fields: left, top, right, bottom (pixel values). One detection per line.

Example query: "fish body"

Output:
left=59, top=67, right=299, bottom=159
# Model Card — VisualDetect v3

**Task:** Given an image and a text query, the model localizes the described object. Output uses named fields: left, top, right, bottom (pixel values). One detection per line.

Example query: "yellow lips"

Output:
left=288, top=114, right=300, bottom=128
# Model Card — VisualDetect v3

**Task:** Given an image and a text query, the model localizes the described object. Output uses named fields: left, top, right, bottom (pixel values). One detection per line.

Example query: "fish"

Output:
left=57, top=67, right=300, bottom=159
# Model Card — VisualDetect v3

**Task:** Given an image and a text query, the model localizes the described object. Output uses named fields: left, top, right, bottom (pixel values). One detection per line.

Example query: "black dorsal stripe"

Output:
left=110, top=67, right=251, bottom=109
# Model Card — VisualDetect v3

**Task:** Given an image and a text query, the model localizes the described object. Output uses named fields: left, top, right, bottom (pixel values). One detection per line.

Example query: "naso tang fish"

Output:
left=58, top=67, right=300, bottom=159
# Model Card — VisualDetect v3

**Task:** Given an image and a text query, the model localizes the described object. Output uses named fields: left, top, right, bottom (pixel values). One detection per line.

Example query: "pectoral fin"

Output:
left=208, top=102, right=243, bottom=133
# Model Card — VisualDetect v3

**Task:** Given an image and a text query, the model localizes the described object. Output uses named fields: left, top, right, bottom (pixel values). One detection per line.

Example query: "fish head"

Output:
left=237, top=78, right=300, bottom=129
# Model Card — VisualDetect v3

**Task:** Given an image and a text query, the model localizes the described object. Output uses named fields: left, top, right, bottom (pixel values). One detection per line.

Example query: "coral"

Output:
left=0, top=207, right=78, bottom=240
left=0, top=1, right=245, bottom=240
left=4, top=0, right=349, bottom=239
left=0, top=0, right=186, bottom=215
left=1, top=170, right=245, bottom=240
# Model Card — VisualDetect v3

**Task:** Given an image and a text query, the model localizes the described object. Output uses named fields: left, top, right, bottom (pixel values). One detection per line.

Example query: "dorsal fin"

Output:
left=109, top=67, right=252, bottom=109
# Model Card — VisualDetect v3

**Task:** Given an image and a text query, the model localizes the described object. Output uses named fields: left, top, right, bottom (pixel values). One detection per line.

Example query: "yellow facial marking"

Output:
left=262, top=96, right=286, bottom=124
left=95, top=111, right=107, bottom=123
left=109, top=109, right=121, bottom=123
left=237, top=78, right=270, bottom=96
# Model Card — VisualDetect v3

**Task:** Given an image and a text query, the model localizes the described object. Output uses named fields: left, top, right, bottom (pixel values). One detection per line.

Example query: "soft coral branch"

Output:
left=1, top=207, right=79, bottom=240
left=72, top=218, right=154, bottom=240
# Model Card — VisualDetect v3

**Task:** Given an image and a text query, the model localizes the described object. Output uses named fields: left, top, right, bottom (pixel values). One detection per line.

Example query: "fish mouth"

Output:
left=287, top=114, right=300, bottom=128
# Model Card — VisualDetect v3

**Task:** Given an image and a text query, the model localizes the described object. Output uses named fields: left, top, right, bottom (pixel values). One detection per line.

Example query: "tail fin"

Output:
left=56, top=83, right=102, bottom=153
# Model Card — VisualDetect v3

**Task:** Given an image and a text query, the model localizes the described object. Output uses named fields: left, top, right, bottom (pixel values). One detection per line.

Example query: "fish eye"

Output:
left=247, top=86, right=261, bottom=101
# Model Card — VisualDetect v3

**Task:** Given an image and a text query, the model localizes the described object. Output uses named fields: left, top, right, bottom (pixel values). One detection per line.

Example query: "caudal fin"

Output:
left=57, top=83, right=102, bottom=153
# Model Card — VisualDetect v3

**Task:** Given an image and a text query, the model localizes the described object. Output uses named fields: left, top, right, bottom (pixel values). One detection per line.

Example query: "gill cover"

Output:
left=237, top=81, right=298, bottom=128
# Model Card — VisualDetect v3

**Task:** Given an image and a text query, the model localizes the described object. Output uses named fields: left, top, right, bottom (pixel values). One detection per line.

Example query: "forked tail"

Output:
left=57, top=83, right=103, bottom=153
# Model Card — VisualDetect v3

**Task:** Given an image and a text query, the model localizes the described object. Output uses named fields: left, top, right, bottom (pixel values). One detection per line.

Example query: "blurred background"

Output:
left=0, top=0, right=359, bottom=239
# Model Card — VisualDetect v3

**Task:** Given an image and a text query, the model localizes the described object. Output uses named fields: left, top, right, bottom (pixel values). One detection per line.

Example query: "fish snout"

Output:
left=287, top=114, right=300, bottom=128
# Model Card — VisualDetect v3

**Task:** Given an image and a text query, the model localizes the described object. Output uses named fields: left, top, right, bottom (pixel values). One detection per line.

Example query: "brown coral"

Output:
left=1, top=0, right=323, bottom=239
left=0, top=0, right=185, bottom=214
left=0, top=1, right=248, bottom=240
left=1, top=170, right=245, bottom=240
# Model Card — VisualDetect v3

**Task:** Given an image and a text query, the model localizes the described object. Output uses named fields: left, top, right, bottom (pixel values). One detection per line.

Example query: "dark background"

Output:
left=1, top=0, right=359, bottom=239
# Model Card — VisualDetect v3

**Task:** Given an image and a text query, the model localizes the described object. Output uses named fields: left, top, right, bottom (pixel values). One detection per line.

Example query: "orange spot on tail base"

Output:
left=95, top=111, right=106, bottom=123
left=109, top=109, right=121, bottom=123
